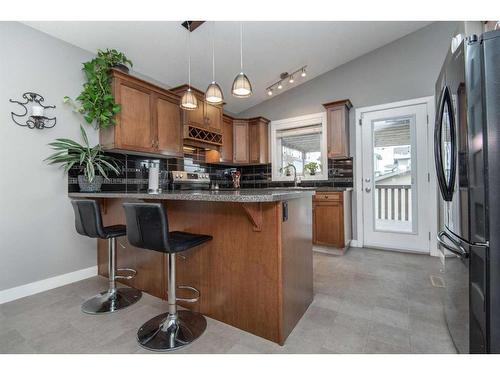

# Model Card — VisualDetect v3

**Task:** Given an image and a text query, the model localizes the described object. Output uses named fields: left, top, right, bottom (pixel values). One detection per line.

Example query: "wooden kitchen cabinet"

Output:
left=155, top=93, right=183, bottom=156
left=170, top=85, right=223, bottom=132
left=205, top=114, right=234, bottom=164
left=233, top=119, right=249, bottom=163
left=323, top=99, right=352, bottom=159
left=232, top=116, right=270, bottom=165
left=312, top=191, right=352, bottom=252
left=100, top=69, right=183, bottom=156
left=205, top=102, right=223, bottom=131
left=248, top=117, right=270, bottom=164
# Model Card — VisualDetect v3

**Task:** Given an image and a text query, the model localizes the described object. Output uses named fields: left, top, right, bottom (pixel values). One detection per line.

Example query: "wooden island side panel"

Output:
left=97, top=197, right=312, bottom=345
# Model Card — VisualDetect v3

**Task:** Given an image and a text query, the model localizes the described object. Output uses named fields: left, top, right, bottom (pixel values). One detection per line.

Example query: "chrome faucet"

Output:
left=280, top=164, right=299, bottom=187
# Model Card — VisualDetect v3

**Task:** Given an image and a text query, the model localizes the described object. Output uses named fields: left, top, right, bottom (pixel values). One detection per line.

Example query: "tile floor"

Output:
left=0, top=247, right=456, bottom=354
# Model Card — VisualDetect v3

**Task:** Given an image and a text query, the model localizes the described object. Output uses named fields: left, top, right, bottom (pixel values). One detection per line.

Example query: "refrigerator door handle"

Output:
left=438, top=230, right=469, bottom=258
left=434, top=86, right=457, bottom=202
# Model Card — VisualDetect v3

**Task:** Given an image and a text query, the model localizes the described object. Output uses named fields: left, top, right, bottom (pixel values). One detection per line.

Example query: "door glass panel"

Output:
left=372, top=116, right=415, bottom=233
left=441, top=99, right=453, bottom=186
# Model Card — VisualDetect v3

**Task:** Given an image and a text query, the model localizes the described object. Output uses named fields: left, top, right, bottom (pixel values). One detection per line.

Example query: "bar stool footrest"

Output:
left=115, top=268, right=137, bottom=280
left=174, top=285, right=200, bottom=303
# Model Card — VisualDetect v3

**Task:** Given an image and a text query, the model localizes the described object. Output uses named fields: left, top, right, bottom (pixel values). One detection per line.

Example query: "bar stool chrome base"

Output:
left=82, top=287, right=142, bottom=315
left=137, top=310, right=207, bottom=351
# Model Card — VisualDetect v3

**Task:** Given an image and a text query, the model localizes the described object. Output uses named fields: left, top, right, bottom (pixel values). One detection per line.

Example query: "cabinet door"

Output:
left=327, top=106, right=348, bottom=158
left=205, top=103, right=222, bottom=131
left=313, top=201, right=344, bottom=248
left=155, top=94, right=182, bottom=156
left=248, top=121, right=260, bottom=164
left=221, top=116, right=234, bottom=162
left=184, top=100, right=206, bottom=128
left=233, top=120, right=249, bottom=163
left=115, top=81, right=154, bottom=151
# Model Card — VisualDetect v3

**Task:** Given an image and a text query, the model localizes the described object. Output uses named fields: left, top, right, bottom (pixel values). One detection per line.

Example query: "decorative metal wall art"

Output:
left=9, top=92, right=56, bottom=129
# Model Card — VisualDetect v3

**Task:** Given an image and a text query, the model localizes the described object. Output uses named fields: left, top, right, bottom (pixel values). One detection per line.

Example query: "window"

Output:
left=271, top=112, right=328, bottom=181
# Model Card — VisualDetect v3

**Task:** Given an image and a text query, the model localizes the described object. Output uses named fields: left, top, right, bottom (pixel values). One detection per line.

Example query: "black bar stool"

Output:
left=123, top=202, right=212, bottom=351
left=71, top=199, right=142, bottom=314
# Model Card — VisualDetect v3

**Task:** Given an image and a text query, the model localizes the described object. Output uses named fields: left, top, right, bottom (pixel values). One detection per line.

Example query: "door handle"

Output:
left=365, top=187, right=371, bottom=193
left=437, top=231, right=468, bottom=258
left=365, top=178, right=371, bottom=182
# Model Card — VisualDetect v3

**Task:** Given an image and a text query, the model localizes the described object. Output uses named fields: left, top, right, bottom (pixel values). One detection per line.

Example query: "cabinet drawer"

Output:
left=313, top=192, right=342, bottom=202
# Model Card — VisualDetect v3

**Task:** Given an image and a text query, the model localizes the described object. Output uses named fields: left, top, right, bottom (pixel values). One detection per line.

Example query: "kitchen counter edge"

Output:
left=68, top=190, right=314, bottom=203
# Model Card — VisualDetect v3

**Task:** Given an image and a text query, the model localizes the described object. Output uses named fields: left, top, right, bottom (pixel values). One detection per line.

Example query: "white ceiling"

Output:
left=23, top=21, right=431, bottom=114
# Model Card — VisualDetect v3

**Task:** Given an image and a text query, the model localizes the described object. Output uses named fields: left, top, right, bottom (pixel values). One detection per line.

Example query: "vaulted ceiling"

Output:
left=23, top=21, right=432, bottom=114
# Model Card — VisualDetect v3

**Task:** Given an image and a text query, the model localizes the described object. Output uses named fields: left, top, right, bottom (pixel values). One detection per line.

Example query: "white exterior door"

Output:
left=361, top=103, right=431, bottom=253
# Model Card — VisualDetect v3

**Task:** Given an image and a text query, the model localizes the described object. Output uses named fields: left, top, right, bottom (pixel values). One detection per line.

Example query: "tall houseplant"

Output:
left=45, top=125, right=120, bottom=192
left=65, top=49, right=133, bottom=130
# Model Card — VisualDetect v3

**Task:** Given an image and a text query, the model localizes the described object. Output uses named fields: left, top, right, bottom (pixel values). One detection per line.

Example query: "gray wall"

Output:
left=0, top=22, right=99, bottom=291
left=239, top=21, right=461, bottom=242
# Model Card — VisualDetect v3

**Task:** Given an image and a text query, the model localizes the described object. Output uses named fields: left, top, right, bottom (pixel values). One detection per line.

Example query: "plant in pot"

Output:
left=304, top=161, right=320, bottom=176
left=64, top=48, right=133, bottom=130
left=45, top=125, right=120, bottom=192
left=280, top=163, right=294, bottom=176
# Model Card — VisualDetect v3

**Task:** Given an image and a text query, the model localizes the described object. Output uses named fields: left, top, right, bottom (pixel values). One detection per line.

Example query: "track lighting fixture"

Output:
left=265, top=65, right=307, bottom=97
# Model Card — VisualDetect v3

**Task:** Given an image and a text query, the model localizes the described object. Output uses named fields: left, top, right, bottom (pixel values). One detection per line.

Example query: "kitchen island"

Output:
left=69, top=190, right=313, bottom=345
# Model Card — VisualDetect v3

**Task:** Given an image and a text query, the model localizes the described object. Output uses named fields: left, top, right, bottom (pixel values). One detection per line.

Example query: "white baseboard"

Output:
left=350, top=240, right=361, bottom=248
left=0, top=266, right=97, bottom=305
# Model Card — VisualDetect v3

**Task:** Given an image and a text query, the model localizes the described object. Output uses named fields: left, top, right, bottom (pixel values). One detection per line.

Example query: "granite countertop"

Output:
left=220, top=187, right=353, bottom=192
left=68, top=189, right=314, bottom=203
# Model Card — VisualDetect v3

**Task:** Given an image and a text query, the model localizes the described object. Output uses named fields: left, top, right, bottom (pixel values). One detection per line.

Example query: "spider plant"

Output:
left=45, top=125, right=120, bottom=183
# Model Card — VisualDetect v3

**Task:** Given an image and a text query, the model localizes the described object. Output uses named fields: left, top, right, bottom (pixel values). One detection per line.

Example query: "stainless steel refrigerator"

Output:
left=434, top=30, right=500, bottom=354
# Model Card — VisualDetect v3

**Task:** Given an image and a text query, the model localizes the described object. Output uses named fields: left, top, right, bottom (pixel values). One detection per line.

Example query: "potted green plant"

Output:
left=64, top=49, right=133, bottom=130
left=45, top=125, right=120, bottom=192
left=280, top=163, right=294, bottom=176
left=304, top=161, right=320, bottom=176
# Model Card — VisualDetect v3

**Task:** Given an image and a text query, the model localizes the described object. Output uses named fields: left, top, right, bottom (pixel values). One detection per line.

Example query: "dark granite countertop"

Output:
left=68, top=189, right=314, bottom=203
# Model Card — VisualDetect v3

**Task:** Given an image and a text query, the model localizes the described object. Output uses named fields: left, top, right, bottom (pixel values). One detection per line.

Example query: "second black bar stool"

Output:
left=71, top=199, right=142, bottom=314
left=123, top=202, right=212, bottom=351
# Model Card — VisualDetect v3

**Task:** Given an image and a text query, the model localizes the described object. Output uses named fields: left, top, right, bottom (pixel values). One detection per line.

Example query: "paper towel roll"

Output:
left=148, top=163, right=160, bottom=194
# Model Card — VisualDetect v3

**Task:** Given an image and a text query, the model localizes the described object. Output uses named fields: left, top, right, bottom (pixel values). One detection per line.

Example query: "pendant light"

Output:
left=205, top=22, right=224, bottom=104
left=181, top=22, right=198, bottom=110
left=232, top=22, right=253, bottom=98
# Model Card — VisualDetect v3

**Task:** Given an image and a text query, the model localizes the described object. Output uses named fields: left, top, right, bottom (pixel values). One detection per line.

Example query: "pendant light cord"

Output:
left=240, top=22, right=243, bottom=71
left=212, top=21, right=216, bottom=81
left=188, top=22, right=191, bottom=87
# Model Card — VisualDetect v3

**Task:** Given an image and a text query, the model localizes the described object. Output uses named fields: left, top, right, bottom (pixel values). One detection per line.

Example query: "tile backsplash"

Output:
left=68, top=149, right=353, bottom=192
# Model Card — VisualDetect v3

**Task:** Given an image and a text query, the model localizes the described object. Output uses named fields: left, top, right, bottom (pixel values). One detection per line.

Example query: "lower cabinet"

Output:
left=312, top=191, right=352, bottom=251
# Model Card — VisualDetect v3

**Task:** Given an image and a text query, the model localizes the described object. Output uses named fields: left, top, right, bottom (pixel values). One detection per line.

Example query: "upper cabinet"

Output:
left=170, top=85, right=223, bottom=132
left=100, top=69, right=183, bottom=156
left=233, top=119, right=250, bottom=164
left=323, top=99, right=352, bottom=159
left=205, top=102, right=223, bottom=131
left=155, top=92, right=182, bottom=155
left=232, top=117, right=270, bottom=165
left=248, top=117, right=270, bottom=164
left=206, top=114, right=234, bottom=164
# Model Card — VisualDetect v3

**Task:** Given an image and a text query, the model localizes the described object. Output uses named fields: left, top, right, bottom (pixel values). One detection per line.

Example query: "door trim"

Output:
left=355, top=96, right=438, bottom=256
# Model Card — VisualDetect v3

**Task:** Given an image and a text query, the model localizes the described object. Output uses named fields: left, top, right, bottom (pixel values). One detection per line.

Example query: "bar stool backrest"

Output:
left=71, top=199, right=105, bottom=238
left=123, top=202, right=170, bottom=253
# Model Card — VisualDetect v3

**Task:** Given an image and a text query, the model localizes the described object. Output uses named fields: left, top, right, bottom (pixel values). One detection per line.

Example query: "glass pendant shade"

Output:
left=205, top=81, right=224, bottom=104
left=180, top=88, right=198, bottom=110
left=232, top=72, right=253, bottom=98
